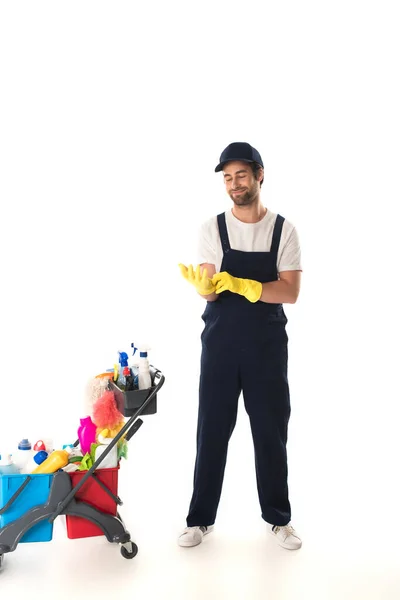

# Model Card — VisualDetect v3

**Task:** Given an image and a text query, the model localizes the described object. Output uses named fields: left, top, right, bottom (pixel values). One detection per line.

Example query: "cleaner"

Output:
left=34, top=438, right=54, bottom=454
left=134, top=344, right=152, bottom=390
left=0, top=453, right=19, bottom=475
left=94, top=434, right=119, bottom=469
left=77, top=416, right=97, bottom=455
left=13, top=438, right=34, bottom=472
left=23, top=450, right=49, bottom=474
left=129, top=343, right=140, bottom=389
left=32, top=447, right=72, bottom=474
left=123, top=365, right=134, bottom=391
left=117, top=351, right=130, bottom=390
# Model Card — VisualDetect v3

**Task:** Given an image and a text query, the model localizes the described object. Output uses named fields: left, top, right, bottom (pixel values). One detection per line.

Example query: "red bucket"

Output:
left=65, top=467, right=119, bottom=539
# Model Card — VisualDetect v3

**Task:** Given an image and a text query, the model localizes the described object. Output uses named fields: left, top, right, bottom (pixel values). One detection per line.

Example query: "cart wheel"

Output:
left=120, top=541, right=138, bottom=559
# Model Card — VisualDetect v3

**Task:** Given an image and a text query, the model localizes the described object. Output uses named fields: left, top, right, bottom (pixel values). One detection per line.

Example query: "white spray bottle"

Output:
left=132, top=343, right=152, bottom=390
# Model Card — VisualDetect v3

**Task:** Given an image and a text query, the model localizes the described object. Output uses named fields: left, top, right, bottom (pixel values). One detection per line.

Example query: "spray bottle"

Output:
left=123, top=366, right=134, bottom=391
left=132, top=344, right=152, bottom=390
left=129, top=343, right=139, bottom=389
left=117, top=351, right=130, bottom=390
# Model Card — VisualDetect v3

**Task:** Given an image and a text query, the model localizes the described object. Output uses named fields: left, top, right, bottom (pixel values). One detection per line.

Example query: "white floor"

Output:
left=1, top=513, right=399, bottom=600
left=1, top=402, right=400, bottom=600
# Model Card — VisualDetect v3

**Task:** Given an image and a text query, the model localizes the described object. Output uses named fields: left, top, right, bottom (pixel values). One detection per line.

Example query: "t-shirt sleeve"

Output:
left=197, top=220, right=217, bottom=266
left=278, top=227, right=302, bottom=272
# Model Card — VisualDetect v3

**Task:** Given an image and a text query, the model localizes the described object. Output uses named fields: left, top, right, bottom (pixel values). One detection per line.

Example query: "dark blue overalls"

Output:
left=187, top=212, right=291, bottom=528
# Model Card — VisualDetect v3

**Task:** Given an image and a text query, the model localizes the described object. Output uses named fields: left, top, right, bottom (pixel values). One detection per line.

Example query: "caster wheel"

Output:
left=120, top=542, right=138, bottom=559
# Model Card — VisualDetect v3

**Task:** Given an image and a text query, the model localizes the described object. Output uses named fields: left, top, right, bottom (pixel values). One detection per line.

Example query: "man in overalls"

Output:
left=178, top=142, right=302, bottom=550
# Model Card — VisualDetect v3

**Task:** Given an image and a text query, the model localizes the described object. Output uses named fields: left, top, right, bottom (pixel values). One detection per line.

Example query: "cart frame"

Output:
left=0, top=366, right=165, bottom=567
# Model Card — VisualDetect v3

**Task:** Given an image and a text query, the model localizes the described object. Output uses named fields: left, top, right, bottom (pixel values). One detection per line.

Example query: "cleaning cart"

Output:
left=0, top=366, right=165, bottom=569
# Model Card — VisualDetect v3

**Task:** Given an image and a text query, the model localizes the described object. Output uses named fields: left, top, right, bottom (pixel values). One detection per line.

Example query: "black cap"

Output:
left=215, top=142, right=264, bottom=172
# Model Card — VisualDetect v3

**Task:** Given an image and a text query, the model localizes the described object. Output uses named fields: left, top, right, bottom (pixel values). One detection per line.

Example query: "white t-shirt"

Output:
left=197, top=209, right=302, bottom=273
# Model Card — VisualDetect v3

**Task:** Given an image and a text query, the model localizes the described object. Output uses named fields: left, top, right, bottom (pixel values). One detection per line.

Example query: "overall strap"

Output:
left=217, top=212, right=231, bottom=254
left=270, top=214, right=285, bottom=258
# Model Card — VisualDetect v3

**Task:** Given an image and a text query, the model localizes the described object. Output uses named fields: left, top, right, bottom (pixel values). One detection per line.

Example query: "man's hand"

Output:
left=179, top=264, right=217, bottom=296
left=212, top=272, right=262, bottom=303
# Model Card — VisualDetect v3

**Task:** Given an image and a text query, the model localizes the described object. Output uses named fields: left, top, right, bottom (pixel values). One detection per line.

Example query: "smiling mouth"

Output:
left=232, top=189, right=246, bottom=194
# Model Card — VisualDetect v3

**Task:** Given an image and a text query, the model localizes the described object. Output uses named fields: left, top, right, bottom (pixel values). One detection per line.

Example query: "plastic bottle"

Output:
left=117, top=351, right=130, bottom=389
left=33, top=440, right=46, bottom=452
left=39, top=438, right=54, bottom=454
left=32, top=448, right=72, bottom=474
left=0, top=453, right=19, bottom=475
left=129, top=343, right=140, bottom=389
left=13, top=438, right=34, bottom=472
left=129, top=342, right=138, bottom=366
left=23, top=450, right=48, bottom=474
left=94, top=441, right=118, bottom=469
left=123, top=366, right=134, bottom=391
left=77, top=416, right=97, bottom=455
left=137, top=345, right=152, bottom=390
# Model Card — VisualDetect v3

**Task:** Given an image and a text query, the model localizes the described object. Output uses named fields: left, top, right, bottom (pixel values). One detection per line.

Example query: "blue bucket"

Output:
left=0, top=473, right=54, bottom=542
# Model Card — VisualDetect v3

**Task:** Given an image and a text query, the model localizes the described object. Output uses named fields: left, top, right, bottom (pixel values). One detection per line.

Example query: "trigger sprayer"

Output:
left=131, top=343, right=152, bottom=390
left=117, top=351, right=130, bottom=388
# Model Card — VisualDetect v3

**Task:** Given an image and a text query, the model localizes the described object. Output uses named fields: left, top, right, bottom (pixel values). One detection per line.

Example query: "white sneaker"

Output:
left=269, top=523, right=302, bottom=550
left=178, top=525, right=214, bottom=547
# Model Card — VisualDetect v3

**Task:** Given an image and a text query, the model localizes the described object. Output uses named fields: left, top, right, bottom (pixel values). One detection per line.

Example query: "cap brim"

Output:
left=214, top=158, right=254, bottom=173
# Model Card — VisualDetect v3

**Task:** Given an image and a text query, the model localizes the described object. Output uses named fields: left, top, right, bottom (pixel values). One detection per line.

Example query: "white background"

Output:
left=1, top=1, right=399, bottom=598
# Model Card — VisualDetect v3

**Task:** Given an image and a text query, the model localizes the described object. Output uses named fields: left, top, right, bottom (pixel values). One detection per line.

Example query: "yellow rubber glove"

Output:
left=212, top=271, right=262, bottom=303
left=179, top=263, right=216, bottom=296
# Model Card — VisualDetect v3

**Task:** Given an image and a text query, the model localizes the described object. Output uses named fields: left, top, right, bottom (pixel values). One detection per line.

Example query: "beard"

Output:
left=229, top=181, right=258, bottom=206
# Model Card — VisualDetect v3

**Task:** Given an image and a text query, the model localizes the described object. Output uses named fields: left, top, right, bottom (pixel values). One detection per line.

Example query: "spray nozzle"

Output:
left=118, top=351, right=129, bottom=367
left=131, top=343, right=150, bottom=358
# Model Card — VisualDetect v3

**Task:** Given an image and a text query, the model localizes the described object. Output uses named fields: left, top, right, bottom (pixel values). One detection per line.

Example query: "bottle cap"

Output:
left=18, top=438, right=32, bottom=450
left=34, top=440, right=46, bottom=452
left=33, top=451, right=48, bottom=466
